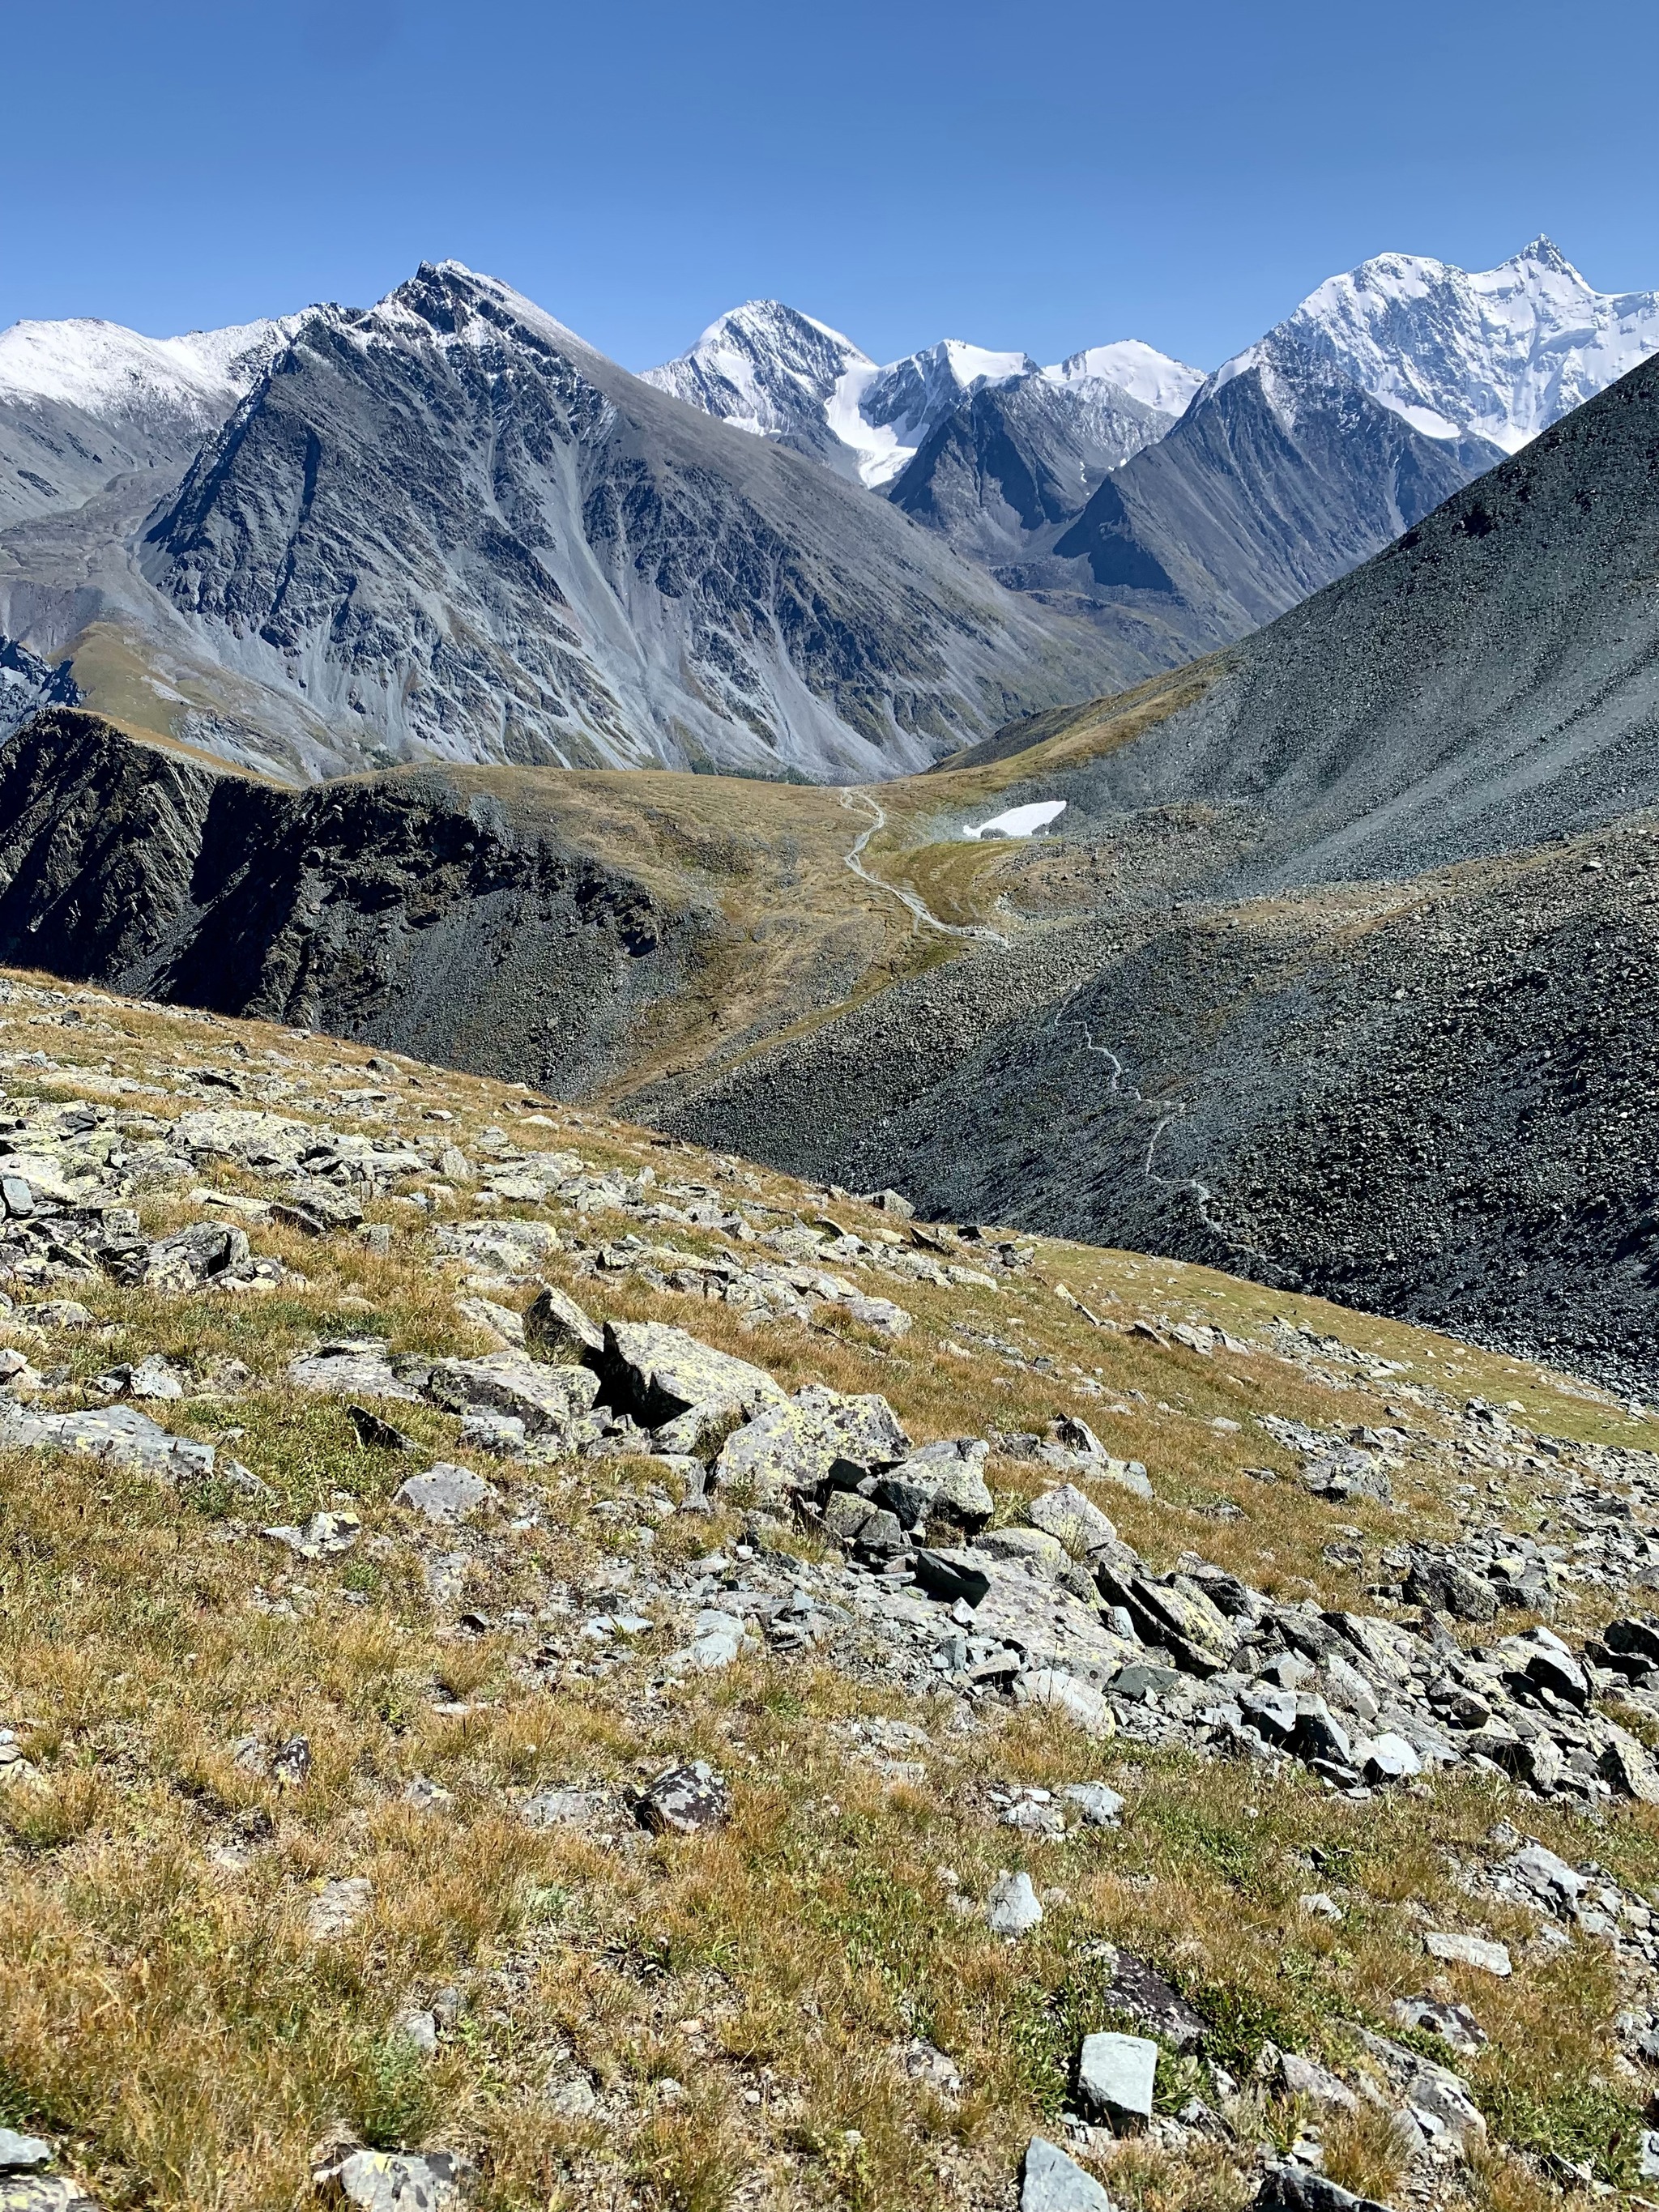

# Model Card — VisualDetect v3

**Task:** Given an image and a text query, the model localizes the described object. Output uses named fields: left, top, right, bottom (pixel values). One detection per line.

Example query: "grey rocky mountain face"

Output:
left=0, top=266, right=1131, bottom=784
left=985, top=337, right=1503, bottom=654
left=885, top=371, right=1177, bottom=563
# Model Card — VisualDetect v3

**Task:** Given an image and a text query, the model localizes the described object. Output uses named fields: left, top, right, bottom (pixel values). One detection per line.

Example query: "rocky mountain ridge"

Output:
left=0, top=264, right=1129, bottom=782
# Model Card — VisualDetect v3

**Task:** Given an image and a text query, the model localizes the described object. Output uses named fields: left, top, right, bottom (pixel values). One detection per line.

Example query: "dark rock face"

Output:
left=0, top=636, right=78, bottom=739
left=885, top=336, right=1499, bottom=675
left=0, top=710, right=717, bottom=1095
left=886, top=373, right=1175, bottom=563
left=1008, top=341, right=1502, bottom=645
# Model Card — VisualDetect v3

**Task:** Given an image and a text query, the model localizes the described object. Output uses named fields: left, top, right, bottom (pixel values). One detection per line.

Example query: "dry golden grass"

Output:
left=0, top=972, right=1651, bottom=2208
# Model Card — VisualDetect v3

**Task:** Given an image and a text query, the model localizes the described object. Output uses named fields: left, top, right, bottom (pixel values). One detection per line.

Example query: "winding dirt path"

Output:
left=840, top=788, right=1009, bottom=948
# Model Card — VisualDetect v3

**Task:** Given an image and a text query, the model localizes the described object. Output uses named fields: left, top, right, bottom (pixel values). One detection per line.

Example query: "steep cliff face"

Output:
left=0, top=710, right=721, bottom=1093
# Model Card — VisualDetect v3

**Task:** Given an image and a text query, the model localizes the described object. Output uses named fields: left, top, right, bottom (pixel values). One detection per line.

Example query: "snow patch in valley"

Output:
left=962, top=799, right=1066, bottom=840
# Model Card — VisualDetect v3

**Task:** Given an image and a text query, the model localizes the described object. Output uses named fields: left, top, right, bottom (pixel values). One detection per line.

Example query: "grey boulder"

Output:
left=1021, top=2136, right=1115, bottom=2212
left=1078, top=2029, right=1158, bottom=2126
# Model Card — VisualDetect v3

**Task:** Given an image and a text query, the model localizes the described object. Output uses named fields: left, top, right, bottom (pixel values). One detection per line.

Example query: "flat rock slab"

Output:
left=0, top=2134, right=52, bottom=2174
left=306, top=1875, right=373, bottom=1940
left=263, top=1511, right=360, bottom=1561
left=290, top=1345, right=419, bottom=1402
left=1079, top=2029, right=1158, bottom=2125
left=1424, top=1930, right=1512, bottom=1976
left=393, top=1463, right=495, bottom=1525
left=0, top=1400, right=214, bottom=1481
left=1021, top=2135, right=1115, bottom=2212
left=600, top=1320, right=785, bottom=1431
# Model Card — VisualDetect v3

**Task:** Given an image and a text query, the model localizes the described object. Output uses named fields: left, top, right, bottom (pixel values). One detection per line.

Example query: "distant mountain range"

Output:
left=652, top=239, right=1659, bottom=656
left=642, top=301, right=1201, bottom=488
left=0, top=238, right=1654, bottom=784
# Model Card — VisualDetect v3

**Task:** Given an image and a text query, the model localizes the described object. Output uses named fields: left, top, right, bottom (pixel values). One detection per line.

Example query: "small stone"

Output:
left=987, top=1869, right=1043, bottom=1937
left=1078, top=2029, right=1158, bottom=2127
left=546, top=2073, right=599, bottom=2120
left=522, top=1788, right=592, bottom=1829
left=633, top=1761, right=729, bottom=1835
left=1361, top=1733, right=1420, bottom=1783
left=1424, top=1930, right=1511, bottom=1976
left=1279, top=2049, right=1358, bottom=2112
left=902, top=2038, right=963, bottom=2095
left=0, top=2130, right=53, bottom=2172
left=313, top=2148, right=460, bottom=2210
left=348, top=1404, right=417, bottom=1451
left=1017, top=1670, right=1115, bottom=1737
left=272, top=1735, right=312, bottom=1788
left=1392, top=1995, right=1486, bottom=2053
left=1061, top=1780, right=1125, bottom=1826
left=1, top=1175, right=35, bottom=1217
left=307, top=1876, right=373, bottom=1940
left=1021, top=2135, right=1115, bottom=2212
left=392, top=1463, right=496, bottom=1525
left=1299, top=1892, right=1342, bottom=1920
left=391, top=2007, right=438, bottom=2056
left=403, top=1775, right=455, bottom=1812
left=672, top=1609, right=746, bottom=1673
left=262, top=1510, right=361, bottom=1561
left=1026, top=1482, right=1120, bottom=1559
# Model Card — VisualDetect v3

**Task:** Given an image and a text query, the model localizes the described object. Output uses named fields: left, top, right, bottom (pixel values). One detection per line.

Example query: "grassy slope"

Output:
left=0, top=970, right=1651, bottom=2212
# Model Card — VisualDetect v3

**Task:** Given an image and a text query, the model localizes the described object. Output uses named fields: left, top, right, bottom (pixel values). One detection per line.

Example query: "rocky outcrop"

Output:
left=0, top=710, right=719, bottom=1094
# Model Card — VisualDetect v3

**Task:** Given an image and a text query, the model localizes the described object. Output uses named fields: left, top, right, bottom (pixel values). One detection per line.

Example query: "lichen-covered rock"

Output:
left=1026, top=1483, right=1120, bottom=1560
left=874, top=1438, right=992, bottom=1530
left=598, top=1321, right=785, bottom=1433
left=630, top=1760, right=729, bottom=1835
left=290, top=1340, right=420, bottom=1402
left=0, top=1400, right=215, bottom=1481
left=714, top=1384, right=910, bottom=1506
left=313, top=2148, right=460, bottom=2210
left=424, top=1351, right=598, bottom=1431
left=393, top=1464, right=496, bottom=1524
left=144, top=1221, right=253, bottom=1289
left=522, top=1282, right=603, bottom=1363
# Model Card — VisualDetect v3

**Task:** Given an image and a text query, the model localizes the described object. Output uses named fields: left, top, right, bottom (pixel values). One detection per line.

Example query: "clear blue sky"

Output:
left=4, top=0, right=1657, bottom=374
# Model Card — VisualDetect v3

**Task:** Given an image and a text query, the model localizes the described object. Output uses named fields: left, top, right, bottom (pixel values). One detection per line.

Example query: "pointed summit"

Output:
left=1513, top=234, right=1576, bottom=273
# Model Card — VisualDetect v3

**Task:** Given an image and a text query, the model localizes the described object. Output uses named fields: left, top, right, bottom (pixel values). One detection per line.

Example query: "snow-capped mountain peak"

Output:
left=646, top=309, right=1201, bottom=488
left=0, top=310, right=307, bottom=430
left=1041, top=340, right=1204, bottom=416
left=641, top=299, right=872, bottom=465
left=1269, top=237, right=1659, bottom=451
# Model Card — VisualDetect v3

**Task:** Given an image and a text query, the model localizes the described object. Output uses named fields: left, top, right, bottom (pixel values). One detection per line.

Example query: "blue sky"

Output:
left=4, top=0, right=1657, bottom=373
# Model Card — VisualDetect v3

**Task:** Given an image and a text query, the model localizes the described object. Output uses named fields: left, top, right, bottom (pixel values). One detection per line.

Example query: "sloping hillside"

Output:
left=3, top=972, right=1659, bottom=2212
